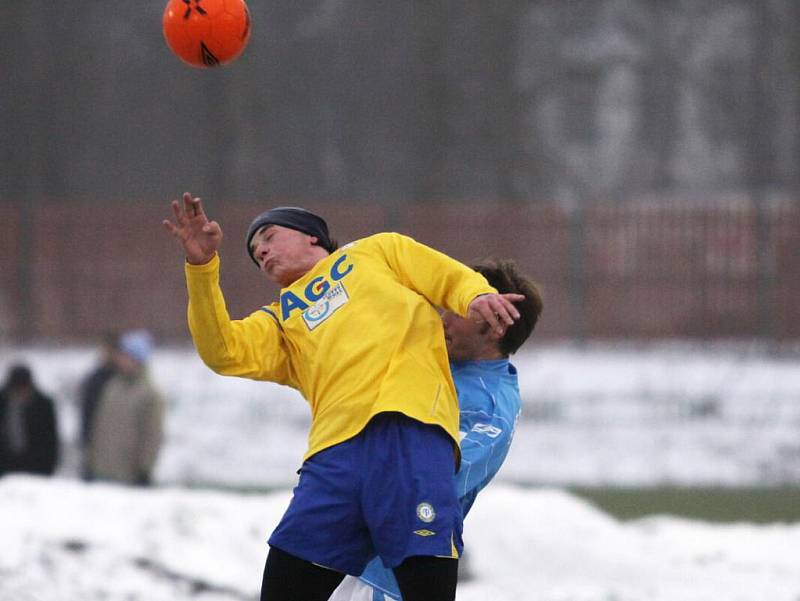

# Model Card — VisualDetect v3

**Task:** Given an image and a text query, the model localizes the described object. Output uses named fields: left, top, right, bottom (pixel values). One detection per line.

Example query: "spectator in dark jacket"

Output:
left=79, top=332, right=119, bottom=480
left=0, top=364, right=59, bottom=476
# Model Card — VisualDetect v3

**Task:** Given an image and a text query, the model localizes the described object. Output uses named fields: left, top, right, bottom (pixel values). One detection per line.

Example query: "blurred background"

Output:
left=2, top=1, right=800, bottom=342
left=2, top=1, right=800, bottom=515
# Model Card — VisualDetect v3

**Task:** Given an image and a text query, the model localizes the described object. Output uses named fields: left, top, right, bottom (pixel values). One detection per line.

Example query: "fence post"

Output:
left=749, top=1, right=774, bottom=340
left=754, top=202, right=773, bottom=339
left=568, top=202, right=587, bottom=342
left=17, top=201, right=35, bottom=343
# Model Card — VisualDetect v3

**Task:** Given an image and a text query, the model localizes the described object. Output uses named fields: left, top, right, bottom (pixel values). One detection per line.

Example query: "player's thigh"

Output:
left=361, top=413, right=463, bottom=567
left=268, top=441, right=373, bottom=575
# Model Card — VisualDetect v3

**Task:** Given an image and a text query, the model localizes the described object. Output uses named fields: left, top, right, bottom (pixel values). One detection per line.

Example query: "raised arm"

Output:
left=375, top=233, right=524, bottom=336
left=165, top=192, right=293, bottom=385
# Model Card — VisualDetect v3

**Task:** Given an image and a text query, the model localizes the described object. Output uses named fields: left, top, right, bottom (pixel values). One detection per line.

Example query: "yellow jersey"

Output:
left=184, top=232, right=496, bottom=462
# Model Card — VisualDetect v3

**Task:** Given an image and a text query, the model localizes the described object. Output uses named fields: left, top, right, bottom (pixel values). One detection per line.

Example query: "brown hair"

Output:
left=473, top=260, right=543, bottom=356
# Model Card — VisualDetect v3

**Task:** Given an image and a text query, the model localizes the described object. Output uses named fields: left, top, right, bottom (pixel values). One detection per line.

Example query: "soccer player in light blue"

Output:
left=329, top=260, right=543, bottom=601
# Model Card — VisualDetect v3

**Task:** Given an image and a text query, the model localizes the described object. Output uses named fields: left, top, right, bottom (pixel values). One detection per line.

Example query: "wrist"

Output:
left=186, top=251, right=216, bottom=266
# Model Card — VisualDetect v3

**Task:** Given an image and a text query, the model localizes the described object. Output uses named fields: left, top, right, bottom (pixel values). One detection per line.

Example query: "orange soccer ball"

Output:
left=163, top=0, right=251, bottom=67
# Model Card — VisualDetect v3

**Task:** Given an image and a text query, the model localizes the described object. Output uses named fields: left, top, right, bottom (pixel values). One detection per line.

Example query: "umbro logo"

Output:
left=413, top=529, right=436, bottom=537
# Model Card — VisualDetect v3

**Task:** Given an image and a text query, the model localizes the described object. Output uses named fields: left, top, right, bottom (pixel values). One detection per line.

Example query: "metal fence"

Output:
left=2, top=199, right=798, bottom=343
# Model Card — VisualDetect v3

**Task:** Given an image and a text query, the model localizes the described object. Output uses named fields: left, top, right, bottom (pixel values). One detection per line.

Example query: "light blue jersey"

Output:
left=357, top=359, right=522, bottom=601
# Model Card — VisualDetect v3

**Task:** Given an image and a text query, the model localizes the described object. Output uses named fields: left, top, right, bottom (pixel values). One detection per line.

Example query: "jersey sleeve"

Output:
left=184, top=254, right=294, bottom=385
left=371, top=233, right=497, bottom=317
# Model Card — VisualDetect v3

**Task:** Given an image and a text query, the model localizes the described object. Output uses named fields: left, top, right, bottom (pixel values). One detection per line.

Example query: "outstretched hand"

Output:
left=467, top=293, right=525, bottom=336
left=162, top=192, right=223, bottom=265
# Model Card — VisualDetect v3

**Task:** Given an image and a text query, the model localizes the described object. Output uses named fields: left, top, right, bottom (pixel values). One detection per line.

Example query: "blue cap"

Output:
left=119, top=330, right=154, bottom=365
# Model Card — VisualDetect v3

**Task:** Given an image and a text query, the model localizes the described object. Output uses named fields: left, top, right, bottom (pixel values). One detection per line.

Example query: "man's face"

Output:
left=113, top=351, right=142, bottom=376
left=249, top=225, right=320, bottom=287
left=441, top=310, right=494, bottom=362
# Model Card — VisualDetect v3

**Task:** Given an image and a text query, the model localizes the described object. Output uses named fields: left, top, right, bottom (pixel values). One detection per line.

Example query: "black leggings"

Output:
left=260, top=546, right=459, bottom=601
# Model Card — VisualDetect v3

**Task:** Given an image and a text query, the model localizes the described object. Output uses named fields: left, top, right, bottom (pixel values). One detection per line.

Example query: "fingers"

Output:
left=165, top=192, right=206, bottom=234
left=489, top=303, right=513, bottom=335
left=163, top=199, right=184, bottom=235
left=496, top=294, right=522, bottom=321
left=481, top=311, right=503, bottom=335
left=483, top=295, right=519, bottom=325
left=469, top=293, right=525, bottom=335
left=182, top=192, right=205, bottom=219
left=468, top=296, right=501, bottom=334
left=182, top=192, right=194, bottom=216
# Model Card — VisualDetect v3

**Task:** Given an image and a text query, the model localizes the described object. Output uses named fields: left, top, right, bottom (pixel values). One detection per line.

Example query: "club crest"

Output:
left=416, top=502, right=436, bottom=523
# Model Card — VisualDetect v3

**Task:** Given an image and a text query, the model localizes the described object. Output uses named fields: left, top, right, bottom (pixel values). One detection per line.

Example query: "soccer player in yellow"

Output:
left=163, top=192, right=523, bottom=601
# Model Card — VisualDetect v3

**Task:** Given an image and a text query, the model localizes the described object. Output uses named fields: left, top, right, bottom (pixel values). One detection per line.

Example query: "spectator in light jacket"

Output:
left=86, top=330, right=164, bottom=486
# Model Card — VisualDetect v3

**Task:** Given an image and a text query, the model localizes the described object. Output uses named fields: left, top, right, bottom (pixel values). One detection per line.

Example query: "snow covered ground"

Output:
left=2, top=476, right=800, bottom=601
left=2, top=342, right=800, bottom=600
left=2, top=342, right=799, bottom=487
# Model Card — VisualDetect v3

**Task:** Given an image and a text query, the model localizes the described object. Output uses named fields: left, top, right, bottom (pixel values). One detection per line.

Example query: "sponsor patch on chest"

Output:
left=302, top=281, right=349, bottom=330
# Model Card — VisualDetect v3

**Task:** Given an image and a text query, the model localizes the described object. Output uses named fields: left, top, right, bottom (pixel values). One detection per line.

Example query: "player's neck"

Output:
left=467, top=345, right=505, bottom=362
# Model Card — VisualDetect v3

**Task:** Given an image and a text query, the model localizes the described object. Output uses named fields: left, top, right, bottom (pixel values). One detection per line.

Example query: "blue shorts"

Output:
left=268, top=412, right=463, bottom=575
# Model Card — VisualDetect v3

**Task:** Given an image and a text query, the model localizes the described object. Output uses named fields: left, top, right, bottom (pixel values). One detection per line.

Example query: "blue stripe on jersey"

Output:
left=259, top=306, right=282, bottom=328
